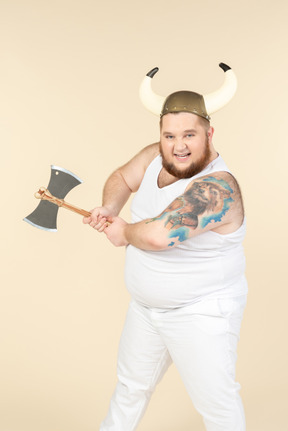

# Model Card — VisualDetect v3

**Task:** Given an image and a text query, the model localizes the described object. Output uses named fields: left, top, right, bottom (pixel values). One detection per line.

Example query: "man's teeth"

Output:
left=175, top=154, right=190, bottom=158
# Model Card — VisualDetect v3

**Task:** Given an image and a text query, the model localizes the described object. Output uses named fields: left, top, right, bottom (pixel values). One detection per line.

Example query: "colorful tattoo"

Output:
left=147, top=176, right=234, bottom=247
left=203, top=176, right=233, bottom=193
left=168, top=227, right=190, bottom=246
left=200, top=176, right=234, bottom=228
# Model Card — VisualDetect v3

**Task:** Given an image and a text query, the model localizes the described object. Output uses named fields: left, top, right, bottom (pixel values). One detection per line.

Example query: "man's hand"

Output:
left=82, top=144, right=159, bottom=235
left=83, top=206, right=112, bottom=232
left=104, top=217, right=129, bottom=247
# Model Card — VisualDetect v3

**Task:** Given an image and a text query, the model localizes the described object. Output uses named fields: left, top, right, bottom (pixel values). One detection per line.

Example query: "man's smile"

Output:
left=174, top=152, right=191, bottom=162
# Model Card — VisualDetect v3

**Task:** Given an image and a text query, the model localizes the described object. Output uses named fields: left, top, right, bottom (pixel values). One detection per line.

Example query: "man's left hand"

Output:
left=104, top=217, right=129, bottom=247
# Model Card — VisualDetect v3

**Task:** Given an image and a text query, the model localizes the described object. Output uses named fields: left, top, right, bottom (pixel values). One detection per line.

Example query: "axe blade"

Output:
left=24, top=165, right=83, bottom=231
left=24, top=200, right=59, bottom=232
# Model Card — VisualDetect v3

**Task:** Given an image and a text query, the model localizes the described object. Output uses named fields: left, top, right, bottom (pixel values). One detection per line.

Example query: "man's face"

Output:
left=159, top=112, right=214, bottom=179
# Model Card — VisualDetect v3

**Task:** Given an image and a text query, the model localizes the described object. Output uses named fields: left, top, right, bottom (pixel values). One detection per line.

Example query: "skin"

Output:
left=83, top=112, right=244, bottom=250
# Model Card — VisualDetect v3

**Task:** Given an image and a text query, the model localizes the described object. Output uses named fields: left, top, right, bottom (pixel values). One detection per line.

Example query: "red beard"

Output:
left=159, top=138, right=212, bottom=179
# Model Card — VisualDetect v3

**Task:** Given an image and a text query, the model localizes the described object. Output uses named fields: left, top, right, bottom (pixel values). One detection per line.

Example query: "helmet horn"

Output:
left=139, top=67, right=165, bottom=115
left=203, top=63, right=238, bottom=115
left=139, top=63, right=238, bottom=117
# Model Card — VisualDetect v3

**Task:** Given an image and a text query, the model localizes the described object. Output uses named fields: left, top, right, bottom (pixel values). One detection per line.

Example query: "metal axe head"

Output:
left=24, top=165, right=83, bottom=231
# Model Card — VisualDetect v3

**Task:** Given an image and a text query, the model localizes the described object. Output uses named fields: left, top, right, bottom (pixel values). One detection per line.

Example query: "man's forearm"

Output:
left=123, top=219, right=170, bottom=251
left=104, top=216, right=170, bottom=250
left=102, top=169, right=133, bottom=216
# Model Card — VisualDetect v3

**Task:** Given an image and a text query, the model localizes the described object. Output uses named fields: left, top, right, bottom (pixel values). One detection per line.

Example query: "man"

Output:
left=84, top=63, right=248, bottom=431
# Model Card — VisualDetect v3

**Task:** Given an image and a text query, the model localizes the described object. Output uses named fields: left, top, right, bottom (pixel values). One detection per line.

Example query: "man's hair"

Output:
left=159, top=112, right=211, bottom=132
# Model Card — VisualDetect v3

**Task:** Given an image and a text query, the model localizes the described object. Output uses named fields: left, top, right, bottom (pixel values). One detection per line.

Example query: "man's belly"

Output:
left=125, top=244, right=247, bottom=309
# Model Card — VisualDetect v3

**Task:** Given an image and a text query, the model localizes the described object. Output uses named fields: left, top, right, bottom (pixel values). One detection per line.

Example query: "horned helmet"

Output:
left=139, top=63, right=237, bottom=121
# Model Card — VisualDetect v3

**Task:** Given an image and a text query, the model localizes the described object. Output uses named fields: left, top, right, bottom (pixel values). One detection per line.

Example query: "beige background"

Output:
left=1, top=0, right=287, bottom=430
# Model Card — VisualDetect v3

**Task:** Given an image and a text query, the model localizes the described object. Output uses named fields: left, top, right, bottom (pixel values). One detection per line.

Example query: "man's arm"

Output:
left=104, top=172, right=244, bottom=249
left=83, top=143, right=159, bottom=230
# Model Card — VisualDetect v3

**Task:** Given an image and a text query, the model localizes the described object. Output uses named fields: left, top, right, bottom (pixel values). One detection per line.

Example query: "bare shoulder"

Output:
left=118, top=143, right=160, bottom=193
left=137, top=142, right=160, bottom=168
left=145, top=170, right=245, bottom=246
left=184, top=171, right=244, bottom=233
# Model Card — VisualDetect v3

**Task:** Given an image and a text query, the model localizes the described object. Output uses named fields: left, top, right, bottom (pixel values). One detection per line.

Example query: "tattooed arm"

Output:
left=104, top=172, right=244, bottom=250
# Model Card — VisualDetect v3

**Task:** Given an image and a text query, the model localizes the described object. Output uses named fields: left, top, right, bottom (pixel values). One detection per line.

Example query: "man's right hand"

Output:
left=83, top=143, right=160, bottom=233
left=83, top=206, right=112, bottom=232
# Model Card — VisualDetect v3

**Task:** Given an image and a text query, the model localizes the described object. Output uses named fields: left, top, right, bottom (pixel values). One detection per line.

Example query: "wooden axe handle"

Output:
left=35, top=187, right=91, bottom=218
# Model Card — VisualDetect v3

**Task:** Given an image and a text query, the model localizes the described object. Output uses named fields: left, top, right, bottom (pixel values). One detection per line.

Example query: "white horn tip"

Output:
left=204, top=64, right=238, bottom=115
left=139, top=69, right=164, bottom=116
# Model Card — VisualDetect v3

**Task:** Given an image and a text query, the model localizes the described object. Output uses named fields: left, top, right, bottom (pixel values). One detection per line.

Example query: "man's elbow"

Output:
left=141, top=232, right=169, bottom=251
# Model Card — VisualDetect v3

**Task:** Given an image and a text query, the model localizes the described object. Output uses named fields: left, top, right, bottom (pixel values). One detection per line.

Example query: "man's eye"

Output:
left=186, top=134, right=195, bottom=138
left=166, top=135, right=174, bottom=139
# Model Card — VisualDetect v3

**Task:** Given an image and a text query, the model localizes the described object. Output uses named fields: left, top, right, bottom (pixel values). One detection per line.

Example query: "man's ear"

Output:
left=207, top=126, right=214, bottom=141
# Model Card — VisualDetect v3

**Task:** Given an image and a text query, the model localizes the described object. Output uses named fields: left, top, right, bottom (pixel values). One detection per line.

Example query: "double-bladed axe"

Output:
left=24, top=166, right=91, bottom=232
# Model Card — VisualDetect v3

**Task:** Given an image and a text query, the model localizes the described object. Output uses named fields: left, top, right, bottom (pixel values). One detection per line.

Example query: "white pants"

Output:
left=100, top=296, right=247, bottom=431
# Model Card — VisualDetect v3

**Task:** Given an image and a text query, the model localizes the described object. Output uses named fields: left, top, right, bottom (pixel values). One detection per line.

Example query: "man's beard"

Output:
left=160, top=138, right=212, bottom=179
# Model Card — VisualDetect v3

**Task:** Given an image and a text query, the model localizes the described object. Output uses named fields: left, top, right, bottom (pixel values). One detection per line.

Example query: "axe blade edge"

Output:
left=23, top=217, right=57, bottom=232
left=51, top=165, right=83, bottom=184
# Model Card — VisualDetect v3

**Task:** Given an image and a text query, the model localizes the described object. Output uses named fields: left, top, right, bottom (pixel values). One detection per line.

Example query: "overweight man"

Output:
left=84, top=63, right=248, bottom=431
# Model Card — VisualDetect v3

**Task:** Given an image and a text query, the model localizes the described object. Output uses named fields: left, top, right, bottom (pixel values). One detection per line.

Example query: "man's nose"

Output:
left=174, top=138, right=187, bottom=151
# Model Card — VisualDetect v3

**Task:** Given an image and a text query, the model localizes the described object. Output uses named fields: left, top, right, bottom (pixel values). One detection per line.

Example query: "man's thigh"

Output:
left=158, top=297, right=247, bottom=428
left=117, top=300, right=172, bottom=390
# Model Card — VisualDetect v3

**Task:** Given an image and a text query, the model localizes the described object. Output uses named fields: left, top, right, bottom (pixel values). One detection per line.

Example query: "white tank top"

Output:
left=125, top=155, right=248, bottom=309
